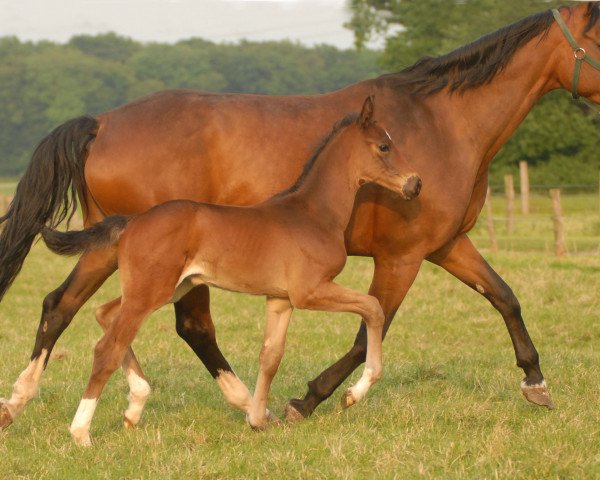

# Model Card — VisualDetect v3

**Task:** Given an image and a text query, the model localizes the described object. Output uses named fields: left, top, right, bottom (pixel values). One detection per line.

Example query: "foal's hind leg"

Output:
left=95, top=298, right=151, bottom=428
left=293, top=282, right=385, bottom=410
left=429, top=234, right=552, bottom=408
left=0, top=249, right=116, bottom=429
left=71, top=293, right=168, bottom=446
left=175, top=285, right=253, bottom=414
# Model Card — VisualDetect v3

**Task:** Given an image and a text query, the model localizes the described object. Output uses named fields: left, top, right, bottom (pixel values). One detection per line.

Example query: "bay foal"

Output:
left=43, top=97, right=421, bottom=446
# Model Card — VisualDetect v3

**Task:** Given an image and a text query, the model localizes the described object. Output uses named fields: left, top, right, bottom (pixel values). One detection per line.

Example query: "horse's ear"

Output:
left=357, top=95, right=375, bottom=128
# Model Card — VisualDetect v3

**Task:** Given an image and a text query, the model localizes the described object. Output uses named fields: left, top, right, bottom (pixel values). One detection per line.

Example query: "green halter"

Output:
left=552, top=8, right=600, bottom=100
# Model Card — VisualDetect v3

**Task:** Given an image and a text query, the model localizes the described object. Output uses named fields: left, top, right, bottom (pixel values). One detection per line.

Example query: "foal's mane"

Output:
left=381, top=4, right=599, bottom=96
left=274, top=112, right=358, bottom=197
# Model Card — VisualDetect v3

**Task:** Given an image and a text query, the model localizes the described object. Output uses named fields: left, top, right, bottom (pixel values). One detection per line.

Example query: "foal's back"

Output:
left=119, top=196, right=346, bottom=302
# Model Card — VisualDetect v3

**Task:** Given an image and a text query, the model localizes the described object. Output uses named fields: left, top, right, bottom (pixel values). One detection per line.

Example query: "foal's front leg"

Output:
left=293, top=282, right=385, bottom=410
left=247, top=297, right=293, bottom=429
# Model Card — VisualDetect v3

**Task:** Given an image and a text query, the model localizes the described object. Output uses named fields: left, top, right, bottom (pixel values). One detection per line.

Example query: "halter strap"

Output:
left=552, top=8, right=600, bottom=100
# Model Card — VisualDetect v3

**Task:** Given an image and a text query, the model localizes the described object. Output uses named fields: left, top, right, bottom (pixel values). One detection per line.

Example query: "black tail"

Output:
left=0, top=116, right=98, bottom=300
left=42, top=215, right=129, bottom=257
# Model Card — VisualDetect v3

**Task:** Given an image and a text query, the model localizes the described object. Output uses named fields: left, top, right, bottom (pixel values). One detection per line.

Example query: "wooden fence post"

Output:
left=519, top=161, right=529, bottom=215
left=504, top=174, right=515, bottom=234
left=485, top=187, right=498, bottom=254
left=549, top=188, right=566, bottom=257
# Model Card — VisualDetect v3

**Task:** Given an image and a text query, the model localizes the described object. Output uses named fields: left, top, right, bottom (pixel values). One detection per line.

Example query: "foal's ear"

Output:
left=357, top=95, right=375, bottom=128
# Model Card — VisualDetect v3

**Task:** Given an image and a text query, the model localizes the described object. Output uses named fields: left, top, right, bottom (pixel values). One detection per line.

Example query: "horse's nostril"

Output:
left=402, top=175, right=422, bottom=199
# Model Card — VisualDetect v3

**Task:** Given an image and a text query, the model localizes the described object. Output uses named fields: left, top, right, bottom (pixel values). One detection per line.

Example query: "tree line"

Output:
left=0, top=34, right=382, bottom=176
left=1, top=1, right=599, bottom=187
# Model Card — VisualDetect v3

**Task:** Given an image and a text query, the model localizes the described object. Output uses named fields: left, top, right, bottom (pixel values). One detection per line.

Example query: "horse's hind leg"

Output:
left=95, top=298, right=151, bottom=428
left=175, top=285, right=254, bottom=414
left=0, top=248, right=116, bottom=429
left=429, top=234, right=552, bottom=408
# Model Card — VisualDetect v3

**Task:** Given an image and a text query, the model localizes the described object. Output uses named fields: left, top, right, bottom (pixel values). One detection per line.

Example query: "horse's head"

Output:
left=349, top=96, right=421, bottom=200
left=553, top=2, right=600, bottom=103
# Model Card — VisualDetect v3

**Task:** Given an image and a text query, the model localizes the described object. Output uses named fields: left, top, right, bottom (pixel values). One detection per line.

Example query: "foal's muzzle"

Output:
left=401, top=174, right=422, bottom=200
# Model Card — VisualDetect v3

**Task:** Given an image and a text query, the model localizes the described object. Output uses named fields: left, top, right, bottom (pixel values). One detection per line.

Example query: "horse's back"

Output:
left=83, top=87, right=371, bottom=218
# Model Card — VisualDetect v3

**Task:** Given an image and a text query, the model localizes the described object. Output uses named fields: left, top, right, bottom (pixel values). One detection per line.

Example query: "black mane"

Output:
left=274, top=113, right=358, bottom=197
left=381, top=9, right=558, bottom=95
left=586, top=3, right=600, bottom=33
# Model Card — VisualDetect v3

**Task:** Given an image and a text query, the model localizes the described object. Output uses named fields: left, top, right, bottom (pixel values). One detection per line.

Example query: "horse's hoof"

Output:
left=521, top=380, right=554, bottom=410
left=340, top=389, right=356, bottom=409
left=0, top=400, right=14, bottom=429
left=284, top=401, right=306, bottom=423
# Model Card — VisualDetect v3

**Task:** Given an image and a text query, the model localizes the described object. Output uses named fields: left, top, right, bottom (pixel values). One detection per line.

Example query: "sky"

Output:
left=0, top=0, right=363, bottom=49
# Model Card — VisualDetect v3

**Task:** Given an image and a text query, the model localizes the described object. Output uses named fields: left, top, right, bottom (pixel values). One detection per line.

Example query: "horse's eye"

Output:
left=378, top=144, right=390, bottom=153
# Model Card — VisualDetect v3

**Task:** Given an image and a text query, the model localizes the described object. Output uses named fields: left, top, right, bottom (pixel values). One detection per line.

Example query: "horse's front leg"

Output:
left=0, top=249, right=116, bottom=429
left=174, top=285, right=255, bottom=415
left=428, top=234, right=552, bottom=408
left=285, top=257, right=422, bottom=421
left=247, top=297, right=293, bottom=429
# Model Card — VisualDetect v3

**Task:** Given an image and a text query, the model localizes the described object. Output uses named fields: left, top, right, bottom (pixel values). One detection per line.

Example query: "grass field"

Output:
left=0, top=194, right=599, bottom=479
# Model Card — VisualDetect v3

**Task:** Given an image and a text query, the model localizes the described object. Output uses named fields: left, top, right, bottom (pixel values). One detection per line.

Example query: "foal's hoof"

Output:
left=246, top=410, right=280, bottom=431
left=340, top=389, right=356, bottom=410
left=284, top=401, right=307, bottom=424
left=123, top=415, right=136, bottom=429
left=521, top=380, right=554, bottom=410
left=0, top=400, right=14, bottom=429
left=70, top=428, right=93, bottom=447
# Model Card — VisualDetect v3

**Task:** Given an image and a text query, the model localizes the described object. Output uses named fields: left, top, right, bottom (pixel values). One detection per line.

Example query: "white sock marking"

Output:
left=215, top=369, right=253, bottom=413
left=3, top=349, right=48, bottom=419
left=348, top=367, right=378, bottom=404
left=124, top=370, right=151, bottom=426
left=70, top=398, right=98, bottom=446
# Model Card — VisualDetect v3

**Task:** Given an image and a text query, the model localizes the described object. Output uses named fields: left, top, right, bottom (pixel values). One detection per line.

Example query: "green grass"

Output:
left=1, top=238, right=600, bottom=478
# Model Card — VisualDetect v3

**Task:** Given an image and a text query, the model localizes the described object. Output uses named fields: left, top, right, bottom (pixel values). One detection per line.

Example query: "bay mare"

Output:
left=42, top=98, right=421, bottom=445
left=0, top=3, right=599, bottom=428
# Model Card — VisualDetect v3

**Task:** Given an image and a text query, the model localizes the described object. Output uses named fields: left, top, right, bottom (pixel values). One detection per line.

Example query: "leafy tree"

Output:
left=129, top=42, right=226, bottom=94
left=69, top=33, right=141, bottom=63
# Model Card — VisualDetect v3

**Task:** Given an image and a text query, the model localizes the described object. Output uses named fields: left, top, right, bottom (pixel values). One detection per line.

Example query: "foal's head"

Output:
left=342, top=96, right=421, bottom=200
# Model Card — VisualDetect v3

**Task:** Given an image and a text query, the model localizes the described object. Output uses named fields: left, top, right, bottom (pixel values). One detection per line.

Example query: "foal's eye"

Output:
left=378, top=144, right=390, bottom=153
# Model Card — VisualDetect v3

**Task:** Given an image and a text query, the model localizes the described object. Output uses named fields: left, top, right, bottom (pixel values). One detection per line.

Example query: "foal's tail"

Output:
left=42, top=215, right=129, bottom=257
left=0, top=116, right=98, bottom=301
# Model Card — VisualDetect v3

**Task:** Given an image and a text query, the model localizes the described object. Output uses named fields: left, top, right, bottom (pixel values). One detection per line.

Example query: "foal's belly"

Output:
left=172, top=262, right=289, bottom=303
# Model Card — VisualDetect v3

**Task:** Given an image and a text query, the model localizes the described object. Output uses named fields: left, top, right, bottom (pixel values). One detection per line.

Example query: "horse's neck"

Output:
left=436, top=32, right=561, bottom=172
left=292, top=145, right=359, bottom=230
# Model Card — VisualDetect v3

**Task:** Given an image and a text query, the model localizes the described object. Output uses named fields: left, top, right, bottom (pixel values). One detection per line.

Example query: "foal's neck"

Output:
left=289, top=139, right=361, bottom=230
